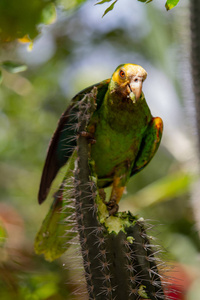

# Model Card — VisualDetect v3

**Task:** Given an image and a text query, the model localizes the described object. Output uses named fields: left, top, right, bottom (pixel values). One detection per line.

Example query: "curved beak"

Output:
left=128, top=77, right=143, bottom=103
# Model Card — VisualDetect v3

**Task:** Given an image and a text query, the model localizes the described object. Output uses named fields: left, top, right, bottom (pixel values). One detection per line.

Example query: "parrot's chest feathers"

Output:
left=90, top=96, right=151, bottom=178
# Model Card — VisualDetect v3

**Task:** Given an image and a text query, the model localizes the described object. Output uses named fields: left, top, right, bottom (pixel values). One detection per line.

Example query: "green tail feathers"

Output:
left=34, top=151, right=77, bottom=262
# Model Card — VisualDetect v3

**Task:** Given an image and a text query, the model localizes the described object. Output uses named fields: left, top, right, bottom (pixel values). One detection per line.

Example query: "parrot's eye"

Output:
left=134, top=78, right=138, bottom=82
left=119, top=70, right=125, bottom=78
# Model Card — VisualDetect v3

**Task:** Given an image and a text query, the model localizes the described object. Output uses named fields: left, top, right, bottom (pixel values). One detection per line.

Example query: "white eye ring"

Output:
left=119, top=70, right=125, bottom=78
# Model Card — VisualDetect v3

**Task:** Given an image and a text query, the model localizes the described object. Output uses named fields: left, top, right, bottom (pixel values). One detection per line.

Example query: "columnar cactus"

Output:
left=72, top=90, right=167, bottom=299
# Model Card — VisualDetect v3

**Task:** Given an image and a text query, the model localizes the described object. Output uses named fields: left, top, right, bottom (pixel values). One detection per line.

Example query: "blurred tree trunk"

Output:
left=190, top=1, right=200, bottom=153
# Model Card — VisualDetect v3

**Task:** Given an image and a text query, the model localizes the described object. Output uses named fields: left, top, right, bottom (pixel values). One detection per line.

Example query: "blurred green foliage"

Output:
left=0, top=0, right=181, bottom=43
left=97, top=0, right=180, bottom=17
left=0, top=0, right=199, bottom=299
left=0, top=61, right=27, bottom=73
left=165, top=0, right=180, bottom=11
left=0, top=0, right=57, bottom=41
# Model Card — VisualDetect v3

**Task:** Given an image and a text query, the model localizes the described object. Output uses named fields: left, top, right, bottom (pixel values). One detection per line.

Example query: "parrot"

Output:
left=38, top=63, right=163, bottom=215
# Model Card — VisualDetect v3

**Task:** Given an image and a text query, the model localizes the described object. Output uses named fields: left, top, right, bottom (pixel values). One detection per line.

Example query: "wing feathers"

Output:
left=38, top=80, right=110, bottom=204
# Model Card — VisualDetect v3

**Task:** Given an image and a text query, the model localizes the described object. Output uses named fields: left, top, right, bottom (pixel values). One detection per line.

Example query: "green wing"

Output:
left=38, top=79, right=110, bottom=204
left=131, top=117, right=163, bottom=176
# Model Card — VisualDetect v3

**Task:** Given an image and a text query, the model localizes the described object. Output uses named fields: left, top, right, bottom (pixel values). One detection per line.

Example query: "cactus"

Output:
left=71, top=89, right=167, bottom=299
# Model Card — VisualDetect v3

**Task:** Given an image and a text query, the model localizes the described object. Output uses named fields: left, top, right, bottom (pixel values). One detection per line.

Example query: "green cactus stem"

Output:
left=74, top=90, right=166, bottom=300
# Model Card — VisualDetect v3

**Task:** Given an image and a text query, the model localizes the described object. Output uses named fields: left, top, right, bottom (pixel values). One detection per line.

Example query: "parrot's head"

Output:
left=109, top=64, right=147, bottom=103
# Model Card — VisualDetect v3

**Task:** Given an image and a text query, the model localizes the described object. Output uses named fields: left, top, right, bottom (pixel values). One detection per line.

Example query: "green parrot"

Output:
left=38, top=63, right=163, bottom=215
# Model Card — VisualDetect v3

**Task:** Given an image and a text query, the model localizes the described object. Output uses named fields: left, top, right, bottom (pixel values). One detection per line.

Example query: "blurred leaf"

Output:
left=0, top=69, right=3, bottom=84
left=138, top=0, right=152, bottom=3
left=41, top=3, right=57, bottom=25
left=124, top=171, right=195, bottom=209
left=60, top=0, right=87, bottom=10
left=97, top=0, right=179, bottom=11
left=0, top=221, right=7, bottom=247
left=19, top=273, right=60, bottom=299
left=96, top=0, right=113, bottom=4
left=1, top=61, right=27, bottom=73
left=165, top=0, right=180, bottom=10
left=168, top=233, right=199, bottom=264
left=102, top=0, right=118, bottom=17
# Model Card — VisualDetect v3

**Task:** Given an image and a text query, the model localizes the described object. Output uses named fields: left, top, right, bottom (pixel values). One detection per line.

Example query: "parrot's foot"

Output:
left=99, top=188, right=106, bottom=202
left=99, top=189, right=119, bottom=215
left=79, top=131, right=96, bottom=144
left=106, top=200, right=119, bottom=216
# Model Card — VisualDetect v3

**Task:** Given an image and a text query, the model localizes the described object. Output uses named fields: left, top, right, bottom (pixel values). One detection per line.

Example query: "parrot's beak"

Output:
left=128, top=77, right=143, bottom=103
